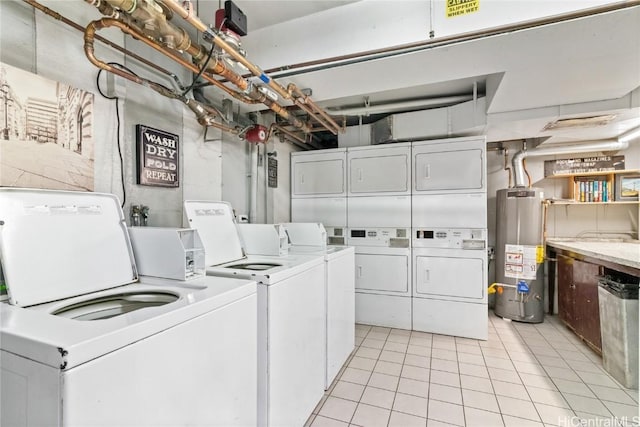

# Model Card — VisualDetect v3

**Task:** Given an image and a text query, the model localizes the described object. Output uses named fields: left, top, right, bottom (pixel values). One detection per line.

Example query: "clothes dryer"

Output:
left=0, top=189, right=258, bottom=427
left=282, top=222, right=355, bottom=389
left=184, top=201, right=326, bottom=427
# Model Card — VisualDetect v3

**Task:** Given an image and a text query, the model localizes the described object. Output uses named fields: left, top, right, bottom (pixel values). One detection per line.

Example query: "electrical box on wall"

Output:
left=224, top=0, right=248, bottom=36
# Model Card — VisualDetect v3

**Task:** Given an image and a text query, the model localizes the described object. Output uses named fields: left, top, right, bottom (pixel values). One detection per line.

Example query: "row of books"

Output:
left=573, top=178, right=610, bottom=202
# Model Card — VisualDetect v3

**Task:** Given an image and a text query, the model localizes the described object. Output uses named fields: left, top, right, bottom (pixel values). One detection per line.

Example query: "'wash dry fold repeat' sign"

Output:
left=136, top=124, right=179, bottom=188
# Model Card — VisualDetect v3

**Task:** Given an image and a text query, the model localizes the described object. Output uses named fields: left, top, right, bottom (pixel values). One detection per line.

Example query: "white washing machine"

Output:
left=282, top=222, right=355, bottom=390
left=0, top=189, right=258, bottom=427
left=291, top=148, right=347, bottom=245
left=236, top=223, right=290, bottom=257
left=184, top=201, right=326, bottom=427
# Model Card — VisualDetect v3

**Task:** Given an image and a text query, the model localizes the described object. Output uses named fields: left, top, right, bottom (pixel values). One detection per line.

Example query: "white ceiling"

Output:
left=197, top=0, right=358, bottom=32
left=194, top=1, right=640, bottom=145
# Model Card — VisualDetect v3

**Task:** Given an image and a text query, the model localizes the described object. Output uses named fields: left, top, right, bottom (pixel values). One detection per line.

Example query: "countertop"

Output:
left=546, top=239, right=640, bottom=271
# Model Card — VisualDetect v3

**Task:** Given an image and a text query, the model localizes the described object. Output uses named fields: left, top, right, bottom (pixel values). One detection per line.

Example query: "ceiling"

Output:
left=197, top=0, right=359, bottom=32
left=193, top=1, right=640, bottom=148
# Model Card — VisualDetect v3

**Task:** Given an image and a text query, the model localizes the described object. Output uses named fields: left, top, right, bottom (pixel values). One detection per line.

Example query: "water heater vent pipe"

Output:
left=511, top=127, right=640, bottom=187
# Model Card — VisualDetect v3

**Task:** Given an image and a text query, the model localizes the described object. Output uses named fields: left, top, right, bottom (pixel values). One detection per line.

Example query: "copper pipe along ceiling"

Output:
left=86, top=4, right=311, bottom=132
left=24, top=0, right=177, bottom=81
left=162, top=0, right=340, bottom=135
left=84, top=18, right=308, bottom=131
left=84, top=21, right=236, bottom=134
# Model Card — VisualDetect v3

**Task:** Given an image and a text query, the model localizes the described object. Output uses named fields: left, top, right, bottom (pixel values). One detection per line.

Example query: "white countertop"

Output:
left=547, top=239, right=640, bottom=270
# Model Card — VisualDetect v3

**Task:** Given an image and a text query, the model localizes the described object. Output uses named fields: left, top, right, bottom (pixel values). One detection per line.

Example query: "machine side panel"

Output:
left=325, top=251, right=356, bottom=389
left=268, top=264, right=325, bottom=427
left=62, top=295, right=258, bottom=427
left=1, top=350, right=60, bottom=426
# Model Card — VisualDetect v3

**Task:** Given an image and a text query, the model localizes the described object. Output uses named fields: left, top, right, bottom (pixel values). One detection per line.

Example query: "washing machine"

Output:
left=236, top=223, right=290, bottom=256
left=0, top=189, right=258, bottom=427
left=184, top=201, right=326, bottom=427
left=282, top=222, right=355, bottom=390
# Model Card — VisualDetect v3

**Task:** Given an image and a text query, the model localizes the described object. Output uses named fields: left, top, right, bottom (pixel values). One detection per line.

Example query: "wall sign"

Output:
left=446, top=0, right=479, bottom=18
left=136, top=124, right=179, bottom=187
left=544, top=155, right=624, bottom=177
left=268, top=157, right=278, bottom=188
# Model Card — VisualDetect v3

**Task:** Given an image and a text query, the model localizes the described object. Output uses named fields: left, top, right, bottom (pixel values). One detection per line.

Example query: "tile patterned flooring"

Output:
left=306, top=313, right=639, bottom=427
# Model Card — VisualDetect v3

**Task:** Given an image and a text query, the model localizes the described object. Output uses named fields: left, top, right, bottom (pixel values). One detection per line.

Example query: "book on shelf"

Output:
left=573, top=176, right=610, bottom=202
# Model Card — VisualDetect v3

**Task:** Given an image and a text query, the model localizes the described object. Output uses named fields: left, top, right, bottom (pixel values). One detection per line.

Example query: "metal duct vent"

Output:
left=543, top=114, right=617, bottom=131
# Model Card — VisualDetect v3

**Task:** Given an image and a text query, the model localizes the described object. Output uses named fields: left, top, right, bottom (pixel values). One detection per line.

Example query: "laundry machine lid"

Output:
left=184, top=201, right=245, bottom=266
left=0, top=189, right=138, bottom=307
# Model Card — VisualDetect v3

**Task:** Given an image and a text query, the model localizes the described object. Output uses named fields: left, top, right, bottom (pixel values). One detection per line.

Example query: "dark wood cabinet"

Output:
left=556, top=254, right=603, bottom=354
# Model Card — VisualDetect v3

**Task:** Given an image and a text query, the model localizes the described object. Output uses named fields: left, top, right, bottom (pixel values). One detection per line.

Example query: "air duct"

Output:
left=327, top=95, right=474, bottom=116
left=511, top=126, right=640, bottom=187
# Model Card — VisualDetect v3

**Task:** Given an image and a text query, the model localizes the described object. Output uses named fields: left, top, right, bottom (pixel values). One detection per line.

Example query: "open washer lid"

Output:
left=184, top=201, right=245, bottom=266
left=0, top=189, right=137, bottom=307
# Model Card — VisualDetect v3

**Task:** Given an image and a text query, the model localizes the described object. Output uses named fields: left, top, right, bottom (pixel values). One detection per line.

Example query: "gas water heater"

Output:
left=494, top=188, right=545, bottom=323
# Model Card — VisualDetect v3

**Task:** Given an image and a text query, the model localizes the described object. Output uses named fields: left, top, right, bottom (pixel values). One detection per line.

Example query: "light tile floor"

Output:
left=307, top=312, right=639, bottom=427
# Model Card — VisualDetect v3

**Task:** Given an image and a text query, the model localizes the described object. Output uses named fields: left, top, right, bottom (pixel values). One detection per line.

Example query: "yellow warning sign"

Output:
left=446, top=0, right=479, bottom=18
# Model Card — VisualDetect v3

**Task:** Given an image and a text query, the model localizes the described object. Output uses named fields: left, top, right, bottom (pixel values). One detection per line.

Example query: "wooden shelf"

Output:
left=546, top=169, right=640, bottom=179
left=545, top=170, right=640, bottom=203
left=547, top=200, right=639, bottom=205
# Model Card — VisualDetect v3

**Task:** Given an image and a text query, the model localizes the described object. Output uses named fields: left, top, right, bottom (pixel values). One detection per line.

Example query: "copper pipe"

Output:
left=274, top=125, right=306, bottom=145
left=287, top=84, right=342, bottom=134
left=85, top=22, right=236, bottom=133
left=162, top=0, right=325, bottom=125
left=102, top=0, right=192, bottom=51
left=86, top=18, right=308, bottom=131
left=24, top=0, right=176, bottom=80
left=184, top=99, right=238, bottom=133
left=87, top=18, right=257, bottom=105
left=261, top=98, right=309, bottom=132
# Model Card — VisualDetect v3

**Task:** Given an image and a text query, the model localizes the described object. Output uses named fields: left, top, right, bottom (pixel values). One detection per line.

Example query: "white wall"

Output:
left=1, top=0, right=225, bottom=226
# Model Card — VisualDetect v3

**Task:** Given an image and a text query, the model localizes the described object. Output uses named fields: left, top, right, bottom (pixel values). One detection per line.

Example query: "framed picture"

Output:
left=615, top=173, right=640, bottom=201
left=136, top=124, right=179, bottom=188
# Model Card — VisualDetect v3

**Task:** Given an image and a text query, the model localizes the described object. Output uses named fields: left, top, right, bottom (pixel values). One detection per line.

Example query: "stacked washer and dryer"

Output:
left=0, top=189, right=259, bottom=427
left=411, top=137, right=488, bottom=340
left=346, top=143, right=413, bottom=329
left=292, top=136, right=489, bottom=340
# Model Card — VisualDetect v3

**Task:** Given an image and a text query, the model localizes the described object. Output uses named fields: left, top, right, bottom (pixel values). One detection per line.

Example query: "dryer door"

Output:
left=414, top=252, right=485, bottom=301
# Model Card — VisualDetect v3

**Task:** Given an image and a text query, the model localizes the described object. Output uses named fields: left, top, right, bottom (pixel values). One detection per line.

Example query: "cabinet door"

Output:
left=572, top=259, right=602, bottom=352
left=557, top=254, right=575, bottom=325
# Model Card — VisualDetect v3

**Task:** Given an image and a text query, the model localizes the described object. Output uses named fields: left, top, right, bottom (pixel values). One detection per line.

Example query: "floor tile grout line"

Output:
left=493, top=314, right=548, bottom=424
